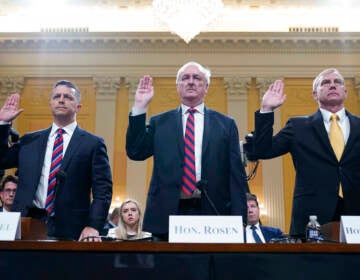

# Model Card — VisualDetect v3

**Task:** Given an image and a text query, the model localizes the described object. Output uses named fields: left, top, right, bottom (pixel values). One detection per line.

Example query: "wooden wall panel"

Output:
left=113, top=79, right=128, bottom=202
left=246, top=78, right=264, bottom=210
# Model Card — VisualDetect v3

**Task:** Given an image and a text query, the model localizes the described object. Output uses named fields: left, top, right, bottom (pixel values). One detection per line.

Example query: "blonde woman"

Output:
left=108, top=199, right=152, bottom=240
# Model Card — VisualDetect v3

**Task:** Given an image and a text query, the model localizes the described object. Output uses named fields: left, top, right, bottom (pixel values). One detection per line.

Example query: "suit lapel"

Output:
left=343, top=111, right=360, bottom=158
left=36, top=128, right=51, bottom=176
left=61, top=126, right=83, bottom=171
left=310, top=110, right=335, bottom=157
left=202, top=107, right=210, bottom=156
left=176, top=107, right=185, bottom=158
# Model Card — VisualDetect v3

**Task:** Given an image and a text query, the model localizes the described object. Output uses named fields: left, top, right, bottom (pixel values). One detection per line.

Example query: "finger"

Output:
left=139, top=77, right=146, bottom=89
left=273, top=80, right=284, bottom=94
left=143, top=75, right=152, bottom=89
left=143, top=76, right=150, bottom=88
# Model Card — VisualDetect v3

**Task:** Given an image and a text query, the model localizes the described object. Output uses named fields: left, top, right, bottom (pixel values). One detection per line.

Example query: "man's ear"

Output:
left=312, top=90, right=318, bottom=101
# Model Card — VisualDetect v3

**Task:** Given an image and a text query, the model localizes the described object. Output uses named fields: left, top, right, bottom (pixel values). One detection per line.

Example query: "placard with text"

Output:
left=0, top=212, right=21, bottom=240
left=340, top=216, right=360, bottom=243
left=169, top=215, right=244, bottom=243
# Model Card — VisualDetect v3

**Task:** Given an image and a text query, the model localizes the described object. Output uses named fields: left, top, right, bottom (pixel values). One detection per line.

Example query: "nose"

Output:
left=187, top=76, right=195, bottom=84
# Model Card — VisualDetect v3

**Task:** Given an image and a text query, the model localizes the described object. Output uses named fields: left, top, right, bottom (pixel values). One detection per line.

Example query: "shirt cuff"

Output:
left=131, top=107, right=147, bottom=116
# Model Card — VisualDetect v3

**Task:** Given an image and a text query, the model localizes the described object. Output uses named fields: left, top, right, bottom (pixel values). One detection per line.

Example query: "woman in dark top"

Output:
left=107, top=198, right=151, bottom=240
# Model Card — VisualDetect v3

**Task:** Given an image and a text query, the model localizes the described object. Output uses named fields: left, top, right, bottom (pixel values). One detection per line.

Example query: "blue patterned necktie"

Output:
left=251, top=225, right=263, bottom=243
left=45, top=128, right=64, bottom=216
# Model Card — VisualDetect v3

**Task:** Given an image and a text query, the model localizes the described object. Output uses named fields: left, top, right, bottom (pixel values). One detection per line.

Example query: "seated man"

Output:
left=245, top=193, right=283, bottom=243
left=0, top=174, right=18, bottom=212
left=102, top=207, right=120, bottom=235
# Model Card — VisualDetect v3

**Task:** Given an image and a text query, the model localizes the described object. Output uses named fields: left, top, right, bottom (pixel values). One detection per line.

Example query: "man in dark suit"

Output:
left=102, top=206, right=120, bottom=235
left=0, top=80, right=113, bottom=241
left=246, top=68, right=360, bottom=238
left=0, top=174, right=18, bottom=212
left=245, top=193, right=283, bottom=243
left=126, top=61, right=248, bottom=240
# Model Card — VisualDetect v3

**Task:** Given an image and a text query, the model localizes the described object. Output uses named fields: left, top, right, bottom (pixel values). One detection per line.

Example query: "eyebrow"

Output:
left=320, top=78, right=344, bottom=84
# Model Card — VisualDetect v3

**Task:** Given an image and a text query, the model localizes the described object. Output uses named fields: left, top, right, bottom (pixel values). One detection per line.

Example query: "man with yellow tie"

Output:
left=246, top=68, right=360, bottom=239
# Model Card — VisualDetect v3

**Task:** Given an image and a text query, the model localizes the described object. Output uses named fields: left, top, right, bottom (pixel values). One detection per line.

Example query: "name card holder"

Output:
left=340, top=216, right=360, bottom=243
left=169, top=215, right=244, bottom=243
left=0, top=212, right=21, bottom=240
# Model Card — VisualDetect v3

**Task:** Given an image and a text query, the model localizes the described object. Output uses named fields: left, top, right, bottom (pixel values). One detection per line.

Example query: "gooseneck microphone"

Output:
left=196, top=180, right=220, bottom=215
left=9, top=127, right=19, bottom=144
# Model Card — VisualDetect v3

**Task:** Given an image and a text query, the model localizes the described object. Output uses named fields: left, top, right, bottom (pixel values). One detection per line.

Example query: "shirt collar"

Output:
left=50, top=121, right=77, bottom=137
left=320, top=108, right=346, bottom=123
left=181, top=103, right=205, bottom=115
left=247, top=222, right=261, bottom=230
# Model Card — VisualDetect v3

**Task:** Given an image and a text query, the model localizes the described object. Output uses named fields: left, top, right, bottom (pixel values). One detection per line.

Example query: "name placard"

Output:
left=340, top=216, right=360, bottom=243
left=169, top=215, right=244, bottom=243
left=0, top=212, right=21, bottom=240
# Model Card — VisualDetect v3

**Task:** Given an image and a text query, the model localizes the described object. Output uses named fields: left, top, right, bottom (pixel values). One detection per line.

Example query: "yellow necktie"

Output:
left=329, top=114, right=344, bottom=197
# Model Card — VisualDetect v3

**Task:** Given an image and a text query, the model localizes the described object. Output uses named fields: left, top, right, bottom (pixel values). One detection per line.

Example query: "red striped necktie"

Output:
left=181, top=108, right=197, bottom=195
left=45, top=128, right=64, bottom=216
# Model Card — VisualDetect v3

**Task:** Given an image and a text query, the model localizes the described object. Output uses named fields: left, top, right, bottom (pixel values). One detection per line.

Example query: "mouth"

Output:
left=327, top=90, right=339, bottom=96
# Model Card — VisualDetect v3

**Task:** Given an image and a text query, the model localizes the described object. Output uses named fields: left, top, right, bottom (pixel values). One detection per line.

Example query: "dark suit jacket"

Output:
left=250, top=110, right=360, bottom=236
left=0, top=124, right=113, bottom=240
left=260, top=225, right=284, bottom=242
left=126, top=107, right=248, bottom=235
left=244, top=225, right=284, bottom=243
left=0, top=206, right=3, bottom=212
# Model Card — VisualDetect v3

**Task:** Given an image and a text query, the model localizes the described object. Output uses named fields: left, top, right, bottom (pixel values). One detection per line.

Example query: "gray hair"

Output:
left=176, top=61, right=211, bottom=85
left=312, top=68, right=344, bottom=92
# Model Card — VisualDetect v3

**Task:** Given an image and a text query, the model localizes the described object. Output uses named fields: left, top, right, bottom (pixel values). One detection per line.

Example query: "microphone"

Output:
left=56, top=170, right=67, bottom=183
left=9, top=127, right=19, bottom=144
left=196, top=180, right=220, bottom=215
left=242, top=133, right=260, bottom=181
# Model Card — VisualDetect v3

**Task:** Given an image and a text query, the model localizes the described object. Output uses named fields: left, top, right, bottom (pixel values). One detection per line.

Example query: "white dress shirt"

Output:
left=246, top=223, right=266, bottom=243
left=33, top=122, right=77, bottom=209
left=319, top=108, right=350, bottom=144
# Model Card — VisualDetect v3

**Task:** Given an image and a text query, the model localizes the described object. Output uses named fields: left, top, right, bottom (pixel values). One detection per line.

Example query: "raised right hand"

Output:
left=0, top=93, right=24, bottom=122
left=133, top=75, right=154, bottom=110
left=261, top=80, right=286, bottom=112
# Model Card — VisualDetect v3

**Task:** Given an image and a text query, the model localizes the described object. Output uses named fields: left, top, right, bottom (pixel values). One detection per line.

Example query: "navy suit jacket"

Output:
left=244, top=225, right=284, bottom=243
left=250, top=110, right=360, bottom=236
left=260, top=225, right=284, bottom=242
left=126, top=107, right=249, bottom=235
left=0, top=124, right=113, bottom=240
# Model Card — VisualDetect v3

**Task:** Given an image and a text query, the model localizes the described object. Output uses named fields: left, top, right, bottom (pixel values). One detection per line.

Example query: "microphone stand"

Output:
left=197, top=180, right=220, bottom=215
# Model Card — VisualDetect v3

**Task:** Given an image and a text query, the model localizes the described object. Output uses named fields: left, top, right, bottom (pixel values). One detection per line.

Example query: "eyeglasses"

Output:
left=2, top=189, right=16, bottom=194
